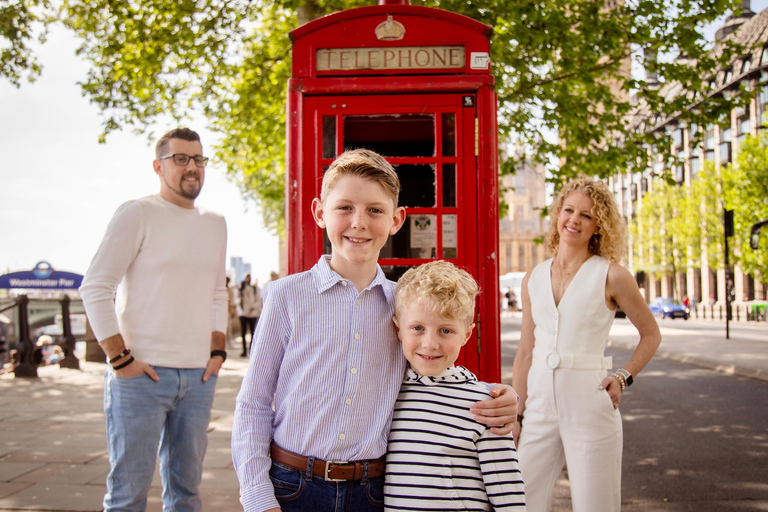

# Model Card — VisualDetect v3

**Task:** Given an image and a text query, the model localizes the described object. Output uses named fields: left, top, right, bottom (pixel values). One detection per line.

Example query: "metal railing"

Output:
left=0, top=294, right=80, bottom=378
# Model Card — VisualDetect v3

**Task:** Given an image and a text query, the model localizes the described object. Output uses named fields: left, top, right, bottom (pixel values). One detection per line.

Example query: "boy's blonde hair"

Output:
left=546, top=177, right=627, bottom=263
left=321, top=149, right=400, bottom=208
left=395, top=261, right=480, bottom=327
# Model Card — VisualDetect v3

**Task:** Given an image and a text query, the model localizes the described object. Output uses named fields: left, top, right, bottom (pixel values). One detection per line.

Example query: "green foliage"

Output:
left=0, top=0, right=53, bottom=85
left=722, top=132, right=768, bottom=277
left=631, top=180, right=696, bottom=285
left=630, top=161, right=724, bottom=283
left=692, top=161, right=724, bottom=270
left=1, top=0, right=752, bottom=231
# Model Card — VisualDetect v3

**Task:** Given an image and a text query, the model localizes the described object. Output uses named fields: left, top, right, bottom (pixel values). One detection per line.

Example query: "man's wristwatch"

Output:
left=210, top=350, right=227, bottom=362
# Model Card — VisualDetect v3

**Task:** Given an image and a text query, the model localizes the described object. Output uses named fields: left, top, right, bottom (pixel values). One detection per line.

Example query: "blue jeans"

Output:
left=270, top=461, right=384, bottom=512
left=103, top=367, right=217, bottom=512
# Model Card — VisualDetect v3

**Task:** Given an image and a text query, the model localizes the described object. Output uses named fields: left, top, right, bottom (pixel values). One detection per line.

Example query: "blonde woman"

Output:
left=512, top=177, right=661, bottom=512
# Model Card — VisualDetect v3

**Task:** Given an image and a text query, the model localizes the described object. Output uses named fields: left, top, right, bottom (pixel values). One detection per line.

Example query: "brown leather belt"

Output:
left=270, top=442, right=386, bottom=482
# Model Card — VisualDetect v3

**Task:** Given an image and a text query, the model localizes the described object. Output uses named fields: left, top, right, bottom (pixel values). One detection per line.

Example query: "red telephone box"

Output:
left=286, top=1, right=500, bottom=382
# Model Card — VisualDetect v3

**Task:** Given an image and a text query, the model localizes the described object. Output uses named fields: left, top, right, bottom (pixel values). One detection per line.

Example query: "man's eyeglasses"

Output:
left=159, top=153, right=209, bottom=168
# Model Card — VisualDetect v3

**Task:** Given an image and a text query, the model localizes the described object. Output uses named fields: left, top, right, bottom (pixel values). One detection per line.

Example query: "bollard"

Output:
left=58, top=296, right=80, bottom=370
left=13, top=295, right=38, bottom=378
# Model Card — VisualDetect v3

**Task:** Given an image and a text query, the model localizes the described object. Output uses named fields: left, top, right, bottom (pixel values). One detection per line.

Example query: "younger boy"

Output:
left=385, top=261, right=526, bottom=511
left=232, top=149, right=518, bottom=512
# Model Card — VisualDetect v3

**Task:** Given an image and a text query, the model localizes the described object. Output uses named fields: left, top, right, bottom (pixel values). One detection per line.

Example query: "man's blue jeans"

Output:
left=103, top=367, right=217, bottom=512
left=269, top=461, right=384, bottom=512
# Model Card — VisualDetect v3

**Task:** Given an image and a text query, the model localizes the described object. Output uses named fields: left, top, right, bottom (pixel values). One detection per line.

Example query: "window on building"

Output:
left=718, top=126, right=732, bottom=164
left=738, top=117, right=751, bottom=146
left=741, top=58, right=752, bottom=74
left=518, top=246, right=525, bottom=267
left=673, top=128, right=683, bottom=147
left=690, top=156, right=700, bottom=179
left=676, top=149, right=685, bottom=184
left=531, top=245, right=538, bottom=266
left=631, top=183, right=638, bottom=202
left=641, top=177, right=648, bottom=194
left=514, top=171, right=526, bottom=195
left=505, top=243, right=512, bottom=272
left=724, top=69, right=733, bottom=84
left=759, top=71, right=768, bottom=126
left=705, top=127, right=716, bottom=160
left=761, top=47, right=768, bottom=66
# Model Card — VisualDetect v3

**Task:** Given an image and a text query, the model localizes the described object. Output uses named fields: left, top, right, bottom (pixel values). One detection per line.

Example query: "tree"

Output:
left=631, top=180, right=699, bottom=295
left=2, top=0, right=751, bottom=231
left=722, top=131, right=768, bottom=278
left=691, top=161, right=725, bottom=271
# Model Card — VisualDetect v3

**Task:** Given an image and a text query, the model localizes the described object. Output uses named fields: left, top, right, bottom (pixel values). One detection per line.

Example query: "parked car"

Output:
left=649, top=297, right=689, bottom=320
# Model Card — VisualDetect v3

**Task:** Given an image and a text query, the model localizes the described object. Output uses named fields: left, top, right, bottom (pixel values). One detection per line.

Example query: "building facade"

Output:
left=499, top=156, right=550, bottom=274
left=612, top=2, right=767, bottom=307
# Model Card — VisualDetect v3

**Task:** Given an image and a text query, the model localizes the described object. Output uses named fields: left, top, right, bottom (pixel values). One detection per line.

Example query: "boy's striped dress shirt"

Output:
left=385, top=366, right=526, bottom=511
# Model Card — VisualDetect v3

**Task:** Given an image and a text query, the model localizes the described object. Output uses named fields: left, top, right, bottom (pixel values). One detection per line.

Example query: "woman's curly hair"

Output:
left=546, top=177, right=626, bottom=263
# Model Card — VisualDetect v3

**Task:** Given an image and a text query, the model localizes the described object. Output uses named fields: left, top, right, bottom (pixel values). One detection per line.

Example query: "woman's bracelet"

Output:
left=516, top=414, right=524, bottom=426
left=612, top=372, right=627, bottom=391
left=616, top=368, right=633, bottom=387
left=112, top=356, right=135, bottom=371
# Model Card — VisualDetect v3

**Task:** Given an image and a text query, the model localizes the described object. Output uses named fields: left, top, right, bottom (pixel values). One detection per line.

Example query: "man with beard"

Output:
left=80, top=127, right=228, bottom=511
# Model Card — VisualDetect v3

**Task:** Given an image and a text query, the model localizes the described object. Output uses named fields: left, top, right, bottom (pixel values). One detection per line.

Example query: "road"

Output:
left=500, top=316, right=768, bottom=511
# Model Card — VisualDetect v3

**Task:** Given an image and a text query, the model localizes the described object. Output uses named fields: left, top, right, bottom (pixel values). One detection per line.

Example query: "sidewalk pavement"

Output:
left=0, top=341, right=249, bottom=512
left=1, top=317, right=766, bottom=511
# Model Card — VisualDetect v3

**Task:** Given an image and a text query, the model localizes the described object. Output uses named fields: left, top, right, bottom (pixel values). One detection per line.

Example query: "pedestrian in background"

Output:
left=226, top=276, right=240, bottom=344
left=512, top=177, right=661, bottom=512
left=80, top=127, right=228, bottom=511
left=238, top=274, right=262, bottom=357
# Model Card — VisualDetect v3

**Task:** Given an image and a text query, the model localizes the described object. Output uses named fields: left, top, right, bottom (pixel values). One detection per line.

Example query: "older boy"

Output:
left=385, top=261, right=526, bottom=510
left=232, top=149, right=517, bottom=512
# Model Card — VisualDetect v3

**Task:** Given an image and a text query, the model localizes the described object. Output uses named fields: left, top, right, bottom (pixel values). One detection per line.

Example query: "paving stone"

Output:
left=0, top=483, right=103, bottom=511
left=0, top=482, right=34, bottom=500
left=0, top=462, right=43, bottom=482
left=11, top=463, right=109, bottom=485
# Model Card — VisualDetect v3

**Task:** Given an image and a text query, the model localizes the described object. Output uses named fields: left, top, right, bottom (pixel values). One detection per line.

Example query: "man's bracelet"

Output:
left=210, top=350, right=227, bottom=362
left=112, top=356, right=135, bottom=371
left=108, top=348, right=131, bottom=364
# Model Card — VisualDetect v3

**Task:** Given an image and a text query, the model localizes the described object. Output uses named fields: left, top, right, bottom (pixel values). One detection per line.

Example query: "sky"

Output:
left=1, top=2, right=766, bottom=285
left=0, top=27, right=280, bottom=285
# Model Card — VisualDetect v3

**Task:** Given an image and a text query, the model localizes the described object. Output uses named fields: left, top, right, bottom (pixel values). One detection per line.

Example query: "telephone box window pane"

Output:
left=343, top=114, right=434, bottom=157
left=442, top=164, right=456, bottom=207
left=442, top=214, right=457, bottom=259
left=323, top=116, right=337, bottom=159
left=441, top=113, right=456, bottom=157
left=381, top=266, right=416, bottom=283
left=395, top=164, right=435, bottom=207
left=381, top=214, right=436, bottom=259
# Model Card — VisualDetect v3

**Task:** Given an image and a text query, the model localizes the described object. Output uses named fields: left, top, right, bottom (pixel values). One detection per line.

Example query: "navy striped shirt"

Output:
left=232, top=256, right=406, bottom=512
left=385, top=366, right=526, bottom=511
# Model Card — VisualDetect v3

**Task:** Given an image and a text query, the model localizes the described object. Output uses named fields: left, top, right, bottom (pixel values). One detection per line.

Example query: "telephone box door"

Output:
left=300, top=92, right=482, bottom=371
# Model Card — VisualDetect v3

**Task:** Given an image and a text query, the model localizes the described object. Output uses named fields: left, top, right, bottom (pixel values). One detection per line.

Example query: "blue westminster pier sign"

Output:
left=0, top=261, right=84, bottom=290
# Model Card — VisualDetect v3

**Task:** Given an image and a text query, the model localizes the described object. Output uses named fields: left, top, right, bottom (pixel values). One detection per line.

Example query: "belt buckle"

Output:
left=324, top=460, right=348, bottom=482
left=545, top=351, right=561, bottom=369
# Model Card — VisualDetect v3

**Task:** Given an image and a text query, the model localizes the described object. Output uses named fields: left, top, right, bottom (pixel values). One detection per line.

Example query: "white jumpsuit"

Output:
left=518, top=256, right=622, bottom=512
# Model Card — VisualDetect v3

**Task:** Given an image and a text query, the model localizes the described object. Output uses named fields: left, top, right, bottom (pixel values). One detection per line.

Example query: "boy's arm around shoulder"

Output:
left=470, top=382, right=519, bottom=435
left=232, top=283, right=289, bottom=512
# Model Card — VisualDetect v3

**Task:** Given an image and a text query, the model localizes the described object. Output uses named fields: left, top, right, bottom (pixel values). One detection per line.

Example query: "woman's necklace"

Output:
left=553, top=257, right=588, bottom=302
